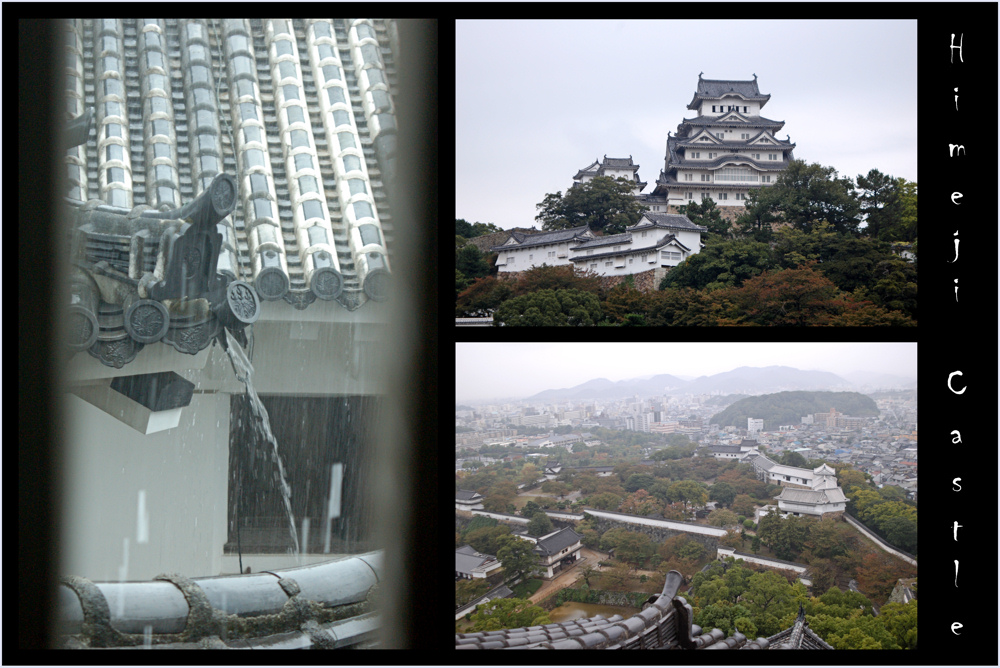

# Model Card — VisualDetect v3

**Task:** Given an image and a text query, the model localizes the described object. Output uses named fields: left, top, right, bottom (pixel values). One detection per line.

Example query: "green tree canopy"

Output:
left=660, top=238, right=777, bottom=291
left=676, top=195, right=731, bottom=239
left=469, top=597, right=551, bottom=632
left=526, top=511, right=554, bottom=536
left=751, top=160, right=861, bottom=235
left=493, top=288, right=602, bottom=326
left=535, top=176, right=648, bottom=235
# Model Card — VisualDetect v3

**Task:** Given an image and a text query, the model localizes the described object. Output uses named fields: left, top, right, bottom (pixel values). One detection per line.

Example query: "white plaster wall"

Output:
left=584, top=509, right=727, bottom=537
left=61, top=391, right=231, bottom=581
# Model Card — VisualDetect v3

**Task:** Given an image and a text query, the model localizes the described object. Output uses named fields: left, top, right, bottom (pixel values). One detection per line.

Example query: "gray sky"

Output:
left=456, top=19, right=917, bottom=230
left=455, top=342, right=917, bottom=403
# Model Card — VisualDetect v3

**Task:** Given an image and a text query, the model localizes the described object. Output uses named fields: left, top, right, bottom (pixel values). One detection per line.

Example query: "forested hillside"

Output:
left=710, top=391, right=878, bottom=430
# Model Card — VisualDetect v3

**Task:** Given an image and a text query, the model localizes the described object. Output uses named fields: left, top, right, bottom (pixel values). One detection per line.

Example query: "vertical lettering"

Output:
left=952, top=622, right=963, bottom=635
left=953, top=520, right=962, bottom=539
left=953, top=477, right=962, bottom=492
left=948, top=371, right=966, bottom=395
left=950, top=33, right=963, bottom=62
left=949, top=144, right=966, bottom=157
left=951, top=192, right=963, bottom=205
left=954, top=278, right=959, bottom=302
left=950, top=231, right=959, bottom=262
left=955, top=560, right=959, bottom=587
left=954, top=87, right=959, bottom=110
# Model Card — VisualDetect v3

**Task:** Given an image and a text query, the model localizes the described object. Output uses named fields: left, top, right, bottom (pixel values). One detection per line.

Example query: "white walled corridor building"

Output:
left=491, top=213, right=707, bottom=277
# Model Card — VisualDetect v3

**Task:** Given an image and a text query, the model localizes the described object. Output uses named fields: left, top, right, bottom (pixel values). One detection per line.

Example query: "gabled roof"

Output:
left=534, top=528, right=583, bottom=556
left=490, top=225, right=593, bottom=251
left=456, top=546, right=498, bottom=575
left=687, top=75, right=771, bottom=110
left=636, top=212, right=708, bottom=232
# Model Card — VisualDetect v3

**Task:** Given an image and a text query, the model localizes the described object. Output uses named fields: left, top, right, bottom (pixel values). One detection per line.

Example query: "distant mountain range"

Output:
left=524, top=365, right=914, bottom=402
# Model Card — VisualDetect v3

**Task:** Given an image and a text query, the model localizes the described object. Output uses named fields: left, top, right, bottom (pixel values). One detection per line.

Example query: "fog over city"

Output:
left=456, top=342, right=916, bottom=403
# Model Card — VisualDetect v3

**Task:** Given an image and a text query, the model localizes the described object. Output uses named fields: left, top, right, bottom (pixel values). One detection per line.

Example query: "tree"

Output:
left=668, top=480, right=708, bottom=509
left=709, top=481, right=737, bottom=507
left=761, top=160, right=862, bottom=235
left=677, top=195, right=731, bottom=238
left=456, top=578, right=491, bottom=607
left=511, top=264, right=602, bottom=298
left=587, top=491, right=623, bottom=511
left=618, top=489, right=661, bottom=516
left=493, top=288, right=602, bottom=327
left=607, top=530, right=656, bottom=566
left=779, top=450, right=808, bottom=468
left=519, top=463, right=540, bottom=487
left=713, top=264, right=849, bottom=327
left=743, top=570, right=795, bottom=624
left=456, top=276, right=513, bottom=317
left=878, top=600, right=918, bottom=650
left=625, top=473, right=657, bottom=494
left=535, top=176, right=648, bottom=235
left=730, top=493, right=756, bottom=518
left=469, top=597, right=550, bottom=631
left=526, top=511, right=554, bottom=537
left=855, top=169, right=907, bottom=241
left=521, top=500, right=541, bottom=518
left=456, top=243, right=491, bottom=281
left=707, top=508, right=739, bottom=528
left=855, top=550, right=917, bottom=606
left=601, top=282, right=654, bottom=325
left=734, top=186, right=781, bottom=241
left=660, top=238, right=777, bottom=292
left=495, top=535, right=540, bottom=583
left=465, top=525, right=512, bottom=556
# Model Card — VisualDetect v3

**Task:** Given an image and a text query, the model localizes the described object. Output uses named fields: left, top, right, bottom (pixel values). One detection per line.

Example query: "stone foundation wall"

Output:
left=496, top=266, right=670, bottom=293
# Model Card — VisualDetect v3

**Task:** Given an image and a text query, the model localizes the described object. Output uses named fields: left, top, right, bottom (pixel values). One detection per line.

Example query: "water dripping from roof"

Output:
left=223, top=328, right=300, bottom=558
left=136, top=490, right=149, bottom=544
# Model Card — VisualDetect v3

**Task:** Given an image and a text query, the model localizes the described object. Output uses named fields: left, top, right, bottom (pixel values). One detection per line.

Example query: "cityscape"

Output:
left=455, top=343, right=917, bottom=650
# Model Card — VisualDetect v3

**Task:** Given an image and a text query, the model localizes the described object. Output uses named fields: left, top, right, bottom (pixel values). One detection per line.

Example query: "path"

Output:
left=528, top=548, right=607, bottom=604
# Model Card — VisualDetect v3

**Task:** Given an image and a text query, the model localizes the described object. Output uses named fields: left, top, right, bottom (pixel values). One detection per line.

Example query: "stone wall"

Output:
left=495, top=266, right=669, bottom=294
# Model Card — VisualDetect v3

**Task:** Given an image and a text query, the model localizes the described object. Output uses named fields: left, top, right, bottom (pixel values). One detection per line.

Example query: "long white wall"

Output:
left=843, top=513, right=917, bottom=566
left=583, top=508, right=727, bottom=537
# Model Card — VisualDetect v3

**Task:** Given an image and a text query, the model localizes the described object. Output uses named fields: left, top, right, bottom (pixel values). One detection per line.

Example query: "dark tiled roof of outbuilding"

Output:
left=639, top=212, right=708, bottom=231
left=533, top=528, right=582, bottom=556
left=490, top=225, right=592, bottom=251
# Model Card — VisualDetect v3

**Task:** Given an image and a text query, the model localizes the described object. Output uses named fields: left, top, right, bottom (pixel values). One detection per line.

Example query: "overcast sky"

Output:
left=455, top=342, right=917, bottom=403
left=456, top=19, right=917, bottom=230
